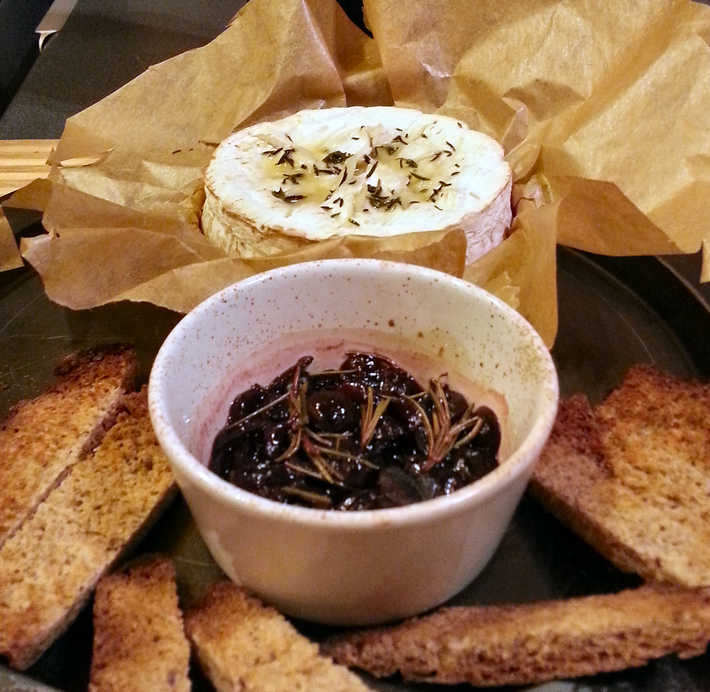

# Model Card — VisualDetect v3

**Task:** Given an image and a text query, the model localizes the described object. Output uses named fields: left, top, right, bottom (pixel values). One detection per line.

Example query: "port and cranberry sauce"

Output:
left=208, top=352, right=500, bottom=510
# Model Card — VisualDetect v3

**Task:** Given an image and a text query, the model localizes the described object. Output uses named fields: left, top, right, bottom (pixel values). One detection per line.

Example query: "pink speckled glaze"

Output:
left=148, top=259, right=558, bottom=625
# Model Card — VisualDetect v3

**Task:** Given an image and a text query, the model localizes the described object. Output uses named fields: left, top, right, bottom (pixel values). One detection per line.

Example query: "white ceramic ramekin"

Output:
left=149, top=259, right=558, bottom=625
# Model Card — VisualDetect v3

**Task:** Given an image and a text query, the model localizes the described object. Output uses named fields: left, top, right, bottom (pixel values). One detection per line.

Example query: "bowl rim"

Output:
left=148, top=258, right=559, bottom=530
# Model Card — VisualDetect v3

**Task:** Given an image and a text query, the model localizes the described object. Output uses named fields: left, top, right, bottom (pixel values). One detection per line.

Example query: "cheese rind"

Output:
left=203, top=107, right=512, bottom=263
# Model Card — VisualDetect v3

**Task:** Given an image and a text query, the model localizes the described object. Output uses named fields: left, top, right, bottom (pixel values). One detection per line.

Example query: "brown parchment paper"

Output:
left=5, top=0, right=710, bottom=349
left=365, top=0, right=710, bottom=257
left=0, top=209, right=22, bottom=272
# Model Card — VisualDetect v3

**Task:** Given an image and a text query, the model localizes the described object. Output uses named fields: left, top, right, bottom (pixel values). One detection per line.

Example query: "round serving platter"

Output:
left=1, top=247, right=709, bottom=691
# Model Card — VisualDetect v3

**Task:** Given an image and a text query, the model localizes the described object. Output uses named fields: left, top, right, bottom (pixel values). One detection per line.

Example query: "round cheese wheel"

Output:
left=202, top=107, right=512, bottom=263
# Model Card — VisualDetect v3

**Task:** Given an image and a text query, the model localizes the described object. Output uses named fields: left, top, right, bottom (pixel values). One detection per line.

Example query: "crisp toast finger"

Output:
left=0, top=344, right=136, bottom=549
left=185, top=581, right=370, bottom=691
left=322, top=583, right=710, bottom=685
left=0, top=388, right=176, bottom=669
left=89, top=556, right=190, bottom=692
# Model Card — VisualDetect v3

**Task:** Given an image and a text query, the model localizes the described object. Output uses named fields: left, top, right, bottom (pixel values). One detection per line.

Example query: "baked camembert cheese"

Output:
left=203, top=107, right=512, bottom=263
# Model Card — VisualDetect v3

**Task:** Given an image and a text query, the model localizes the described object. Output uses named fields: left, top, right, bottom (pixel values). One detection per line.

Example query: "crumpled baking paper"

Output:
left=4, top=0, right=710, bottom=347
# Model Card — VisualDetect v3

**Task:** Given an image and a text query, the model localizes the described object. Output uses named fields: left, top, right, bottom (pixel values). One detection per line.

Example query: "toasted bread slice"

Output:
left=322, top=583, right=710, bottom=685
left=0, top=388, right=176, bottom=670
left=530, top=365, right=710, bottom=586
left=0, top=344, right=136, bottom=549
left=89, top=557, right=190, bottom=692
left=185, top=581, right=370, bottom=691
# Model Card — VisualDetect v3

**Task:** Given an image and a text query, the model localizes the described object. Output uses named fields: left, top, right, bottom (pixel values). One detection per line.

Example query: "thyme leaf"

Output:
left=271, top=188, right=305, bottom=204
left=323, top=150, right=349, bottom=165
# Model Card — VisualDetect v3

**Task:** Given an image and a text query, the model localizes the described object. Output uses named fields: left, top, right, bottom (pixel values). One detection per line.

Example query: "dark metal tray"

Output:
left=1, top=246, right=709, bottom=691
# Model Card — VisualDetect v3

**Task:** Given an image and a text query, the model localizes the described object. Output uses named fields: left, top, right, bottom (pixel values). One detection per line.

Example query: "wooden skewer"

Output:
left=0, top=139, right=57, bottom=196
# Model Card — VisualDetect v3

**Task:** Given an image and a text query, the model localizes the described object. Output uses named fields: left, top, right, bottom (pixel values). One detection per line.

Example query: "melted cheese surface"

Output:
left=204, top=107, right=511, bottom=247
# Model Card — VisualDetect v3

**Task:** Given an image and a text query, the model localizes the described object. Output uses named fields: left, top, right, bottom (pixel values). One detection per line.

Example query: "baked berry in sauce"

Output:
left=209, top=352, right=500, bottom=510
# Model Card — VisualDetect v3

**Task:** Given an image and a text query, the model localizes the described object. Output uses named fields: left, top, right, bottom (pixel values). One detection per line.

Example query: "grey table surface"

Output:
left=0, top=0, right=247, bottom=138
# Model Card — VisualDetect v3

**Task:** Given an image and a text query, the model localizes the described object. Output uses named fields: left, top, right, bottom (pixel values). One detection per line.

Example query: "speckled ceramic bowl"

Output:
left=148, top=259, right=558, bottom=625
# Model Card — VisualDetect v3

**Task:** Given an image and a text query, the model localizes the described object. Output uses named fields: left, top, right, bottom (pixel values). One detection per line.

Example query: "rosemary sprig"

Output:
left=360, top=387, right=390, bottom=450
left=274, top=427, right=302, bottom=462
left=273, top=363, right=308, bottom=461
left=302, top=436, right=343, bottom=484
left=309, top=430, right=352, bottom=438
left=282, top=486, right=332, bottom=509
left=421, top=378, right=483, bottom=471
left=285, top=460, right=323, bottom=480
left=453, top=415, right=483, bottom=448
left=297, top=380, right=309, bottom=424
left=319, top=445, right=379, bottom=470
left=223, top=391, right=290, bottom=433
left=304, top=427, right=335, bottom=447
left=405, top=393, right=434, bottom=458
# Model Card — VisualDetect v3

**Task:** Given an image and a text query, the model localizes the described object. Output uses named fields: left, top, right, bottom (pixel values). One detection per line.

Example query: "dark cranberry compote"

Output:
left=209, top=352, right=501, bottom=510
